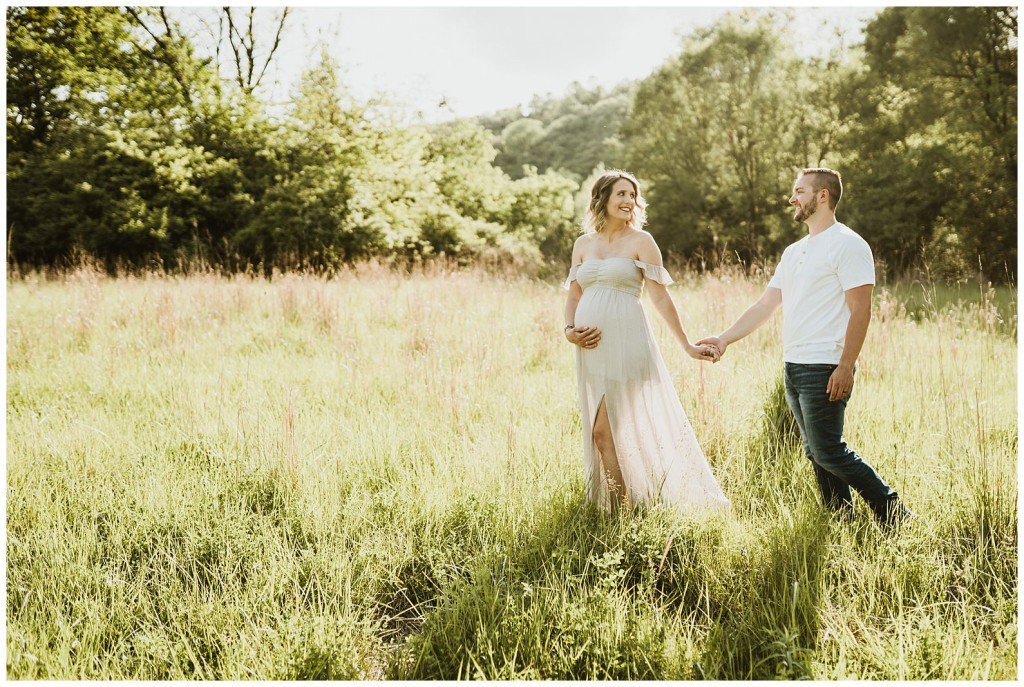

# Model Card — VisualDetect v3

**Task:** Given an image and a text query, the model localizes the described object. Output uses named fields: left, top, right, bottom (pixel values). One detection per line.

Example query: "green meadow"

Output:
left=6, top=264, right=1017, bottom=679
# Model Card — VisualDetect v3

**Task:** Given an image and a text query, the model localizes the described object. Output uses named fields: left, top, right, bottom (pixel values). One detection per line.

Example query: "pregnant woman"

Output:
left=563, top=170, right=730, bottom=515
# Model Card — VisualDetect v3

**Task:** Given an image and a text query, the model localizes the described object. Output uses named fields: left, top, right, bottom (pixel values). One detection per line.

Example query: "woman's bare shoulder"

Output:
left=628, top=229, right=659, bottom=252
left=632, top=230, right=662, bottom=262
left=632, top=229, right=657, bottom=244
left=571, top=233, right=593, bottom=261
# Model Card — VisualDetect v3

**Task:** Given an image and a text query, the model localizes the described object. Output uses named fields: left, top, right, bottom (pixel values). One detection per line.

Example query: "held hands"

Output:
left=694, top=336, right=728, bottom=363
left=826, top=364, right=855, bottom=401
left=566, top=325, right=601, bottom=349
left=686, top=343, right=720, bottom=362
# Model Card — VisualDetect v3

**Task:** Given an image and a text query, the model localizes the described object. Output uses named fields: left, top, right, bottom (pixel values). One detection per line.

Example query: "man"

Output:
left=698, top=167, right=910, bottom=525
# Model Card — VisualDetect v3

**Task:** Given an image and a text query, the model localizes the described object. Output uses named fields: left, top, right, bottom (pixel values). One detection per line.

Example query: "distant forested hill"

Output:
left=475, top=81, right=636, bottom=182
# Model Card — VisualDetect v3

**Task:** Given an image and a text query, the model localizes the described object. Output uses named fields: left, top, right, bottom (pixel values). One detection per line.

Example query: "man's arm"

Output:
left=697, top=286, right=782, bottom=360
left=827, top=284, right=872, bottom=401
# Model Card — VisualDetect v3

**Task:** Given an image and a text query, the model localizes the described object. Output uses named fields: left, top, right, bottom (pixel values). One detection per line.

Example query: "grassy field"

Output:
left=6, top=262, right=1017, bottom=679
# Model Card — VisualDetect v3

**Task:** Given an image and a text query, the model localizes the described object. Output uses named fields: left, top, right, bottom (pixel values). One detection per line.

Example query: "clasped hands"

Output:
left=695, top=335, right=727, bottom=364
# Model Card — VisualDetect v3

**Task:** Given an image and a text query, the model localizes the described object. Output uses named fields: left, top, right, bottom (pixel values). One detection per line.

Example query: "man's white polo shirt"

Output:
left=767, top=222, right=875, bottom=364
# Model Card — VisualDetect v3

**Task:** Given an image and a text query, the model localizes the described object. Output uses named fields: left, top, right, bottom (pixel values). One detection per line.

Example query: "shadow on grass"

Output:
left=384, top=490, right=596, bottom=679
left=684, top=374, right=833, bottom=679
left=737, top=372, right=805, bottom=515
left=695, top=503, right=831, bottom=679
left=387, top=490, right=760, bottom=680
left=370, top=494, right=499, bottom=641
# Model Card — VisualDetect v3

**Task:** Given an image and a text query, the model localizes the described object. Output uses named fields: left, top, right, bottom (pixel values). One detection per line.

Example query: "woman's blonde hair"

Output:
left=582, top=169, right=648, bottom=234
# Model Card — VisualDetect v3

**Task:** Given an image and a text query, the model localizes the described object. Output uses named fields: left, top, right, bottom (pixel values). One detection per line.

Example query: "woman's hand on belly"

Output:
left=566, top=325, right=601, bottom=349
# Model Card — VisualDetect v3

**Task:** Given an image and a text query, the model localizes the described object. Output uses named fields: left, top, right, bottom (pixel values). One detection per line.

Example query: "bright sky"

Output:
left=176, top=5, right=881, bottom=122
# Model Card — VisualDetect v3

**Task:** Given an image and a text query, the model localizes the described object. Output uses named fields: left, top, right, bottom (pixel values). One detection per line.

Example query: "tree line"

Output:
left=6, top=7, right=1017, bottom=281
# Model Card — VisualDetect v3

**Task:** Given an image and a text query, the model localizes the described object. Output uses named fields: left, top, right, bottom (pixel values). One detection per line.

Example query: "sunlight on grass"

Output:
left=6, top=264, right=1017, bottom=679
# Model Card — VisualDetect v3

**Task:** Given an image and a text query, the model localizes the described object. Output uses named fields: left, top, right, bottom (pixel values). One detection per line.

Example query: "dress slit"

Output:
left=591, top=394, right=626, bottom=506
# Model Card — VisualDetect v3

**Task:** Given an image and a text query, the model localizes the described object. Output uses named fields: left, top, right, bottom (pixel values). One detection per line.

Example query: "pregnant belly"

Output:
left=575, top=287, right=642, bottom=332
left=574, top=289, right=611, bottom=329
left=575, top=288, right=657, bottom=383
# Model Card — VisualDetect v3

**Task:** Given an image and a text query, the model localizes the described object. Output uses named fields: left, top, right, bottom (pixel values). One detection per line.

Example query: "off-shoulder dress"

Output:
left=564, top=257, right=730, bottom=514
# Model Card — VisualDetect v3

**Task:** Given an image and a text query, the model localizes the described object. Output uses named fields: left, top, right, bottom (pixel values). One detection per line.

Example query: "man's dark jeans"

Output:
left=783, top=362, right=898, bottom=520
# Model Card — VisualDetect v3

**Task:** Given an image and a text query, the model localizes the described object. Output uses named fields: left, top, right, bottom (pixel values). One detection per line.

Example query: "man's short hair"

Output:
left=801, top=167, right=843, bottom=210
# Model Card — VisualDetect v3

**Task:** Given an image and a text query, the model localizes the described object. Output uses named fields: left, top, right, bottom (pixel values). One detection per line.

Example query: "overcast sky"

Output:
left=176, top=5, right=881, bottom=122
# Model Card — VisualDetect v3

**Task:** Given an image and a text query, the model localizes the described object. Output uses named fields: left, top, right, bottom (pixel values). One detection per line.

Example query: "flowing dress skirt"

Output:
left=568, top=259, right=730, bottom=514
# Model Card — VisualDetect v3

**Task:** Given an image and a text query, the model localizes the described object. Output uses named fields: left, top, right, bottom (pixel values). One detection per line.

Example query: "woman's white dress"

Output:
left=565, top=258, right=730, bottom=514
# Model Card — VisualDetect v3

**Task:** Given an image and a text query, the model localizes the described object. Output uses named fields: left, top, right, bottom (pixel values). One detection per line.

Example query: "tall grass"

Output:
left=6, top=263, right=1016, bottom=679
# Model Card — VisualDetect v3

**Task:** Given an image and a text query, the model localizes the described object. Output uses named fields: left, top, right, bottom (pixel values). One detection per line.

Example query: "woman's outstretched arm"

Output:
left=636, top=233, right=716, bottom=361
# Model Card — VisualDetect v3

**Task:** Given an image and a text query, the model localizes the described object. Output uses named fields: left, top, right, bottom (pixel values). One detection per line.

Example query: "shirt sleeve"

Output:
left=836, top=235, right=875, bottom=290
left=767, top=249, right=787, bottom=290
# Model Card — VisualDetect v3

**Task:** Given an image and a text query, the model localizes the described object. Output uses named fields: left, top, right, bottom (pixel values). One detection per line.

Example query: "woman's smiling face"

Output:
left=604, top=178, right=637, bottom=223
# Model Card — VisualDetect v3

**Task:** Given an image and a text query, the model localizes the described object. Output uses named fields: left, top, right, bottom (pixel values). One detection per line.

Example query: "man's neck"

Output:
left=805, top=212, right=838, bottom=237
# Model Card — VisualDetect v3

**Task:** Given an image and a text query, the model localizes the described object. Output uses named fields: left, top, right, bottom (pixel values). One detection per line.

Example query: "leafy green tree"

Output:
left=624, top=11, right=821, bottom=264
left=426, top=120, right=513, bottom=223
left=8, top=7, right=197, bottom=266
left=236, top=48, right=374, bottom=266
left=839, top=6, right=1017, bottom=280
left=504, top=168, right=578, bottom=262
left=418, top=119, right=514, bottom=257
left=7, top=7, right=136, bottom=153
left=423, top=121, right=579, bottom=265
left=7, top=6, right=271, bottom=269
left=536, top=86, right=632, bottom=183
left=494, top=118, right=545, bottom=178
